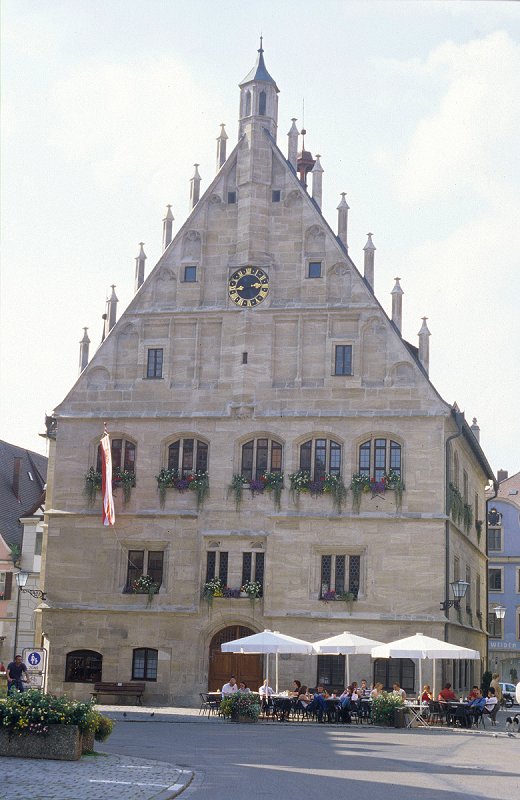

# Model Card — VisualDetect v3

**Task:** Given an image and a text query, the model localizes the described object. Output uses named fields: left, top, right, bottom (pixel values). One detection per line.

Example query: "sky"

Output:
left=1, top=0, right=519, bottom=476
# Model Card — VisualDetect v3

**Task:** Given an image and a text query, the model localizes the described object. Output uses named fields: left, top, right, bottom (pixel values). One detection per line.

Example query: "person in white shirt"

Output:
left=222, top=676, right=238, bottom=695
left=259, top=678, right=274, bottom=715
left=484, top=688, right=498, bottom=713
left=392, top=682, right=407, bottom=701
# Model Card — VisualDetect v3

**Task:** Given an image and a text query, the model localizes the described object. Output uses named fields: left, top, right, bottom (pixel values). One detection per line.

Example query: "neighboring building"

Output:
left=0, top=440, right=47, bottom=660
left=40, top=46, right=494, bottom=704
left=487, top=470, right=520, bottom=683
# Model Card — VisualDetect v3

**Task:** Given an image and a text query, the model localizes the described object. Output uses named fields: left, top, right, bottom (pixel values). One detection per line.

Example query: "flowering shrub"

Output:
left=370, top=691, right=404, bottom=726
left=0, top=689, right=113, bottom=740
left=156, top=469, right=209, bottom=510
left=219, top=691, right=261, bottom=721
left=350, top=470, right=404, bottom=512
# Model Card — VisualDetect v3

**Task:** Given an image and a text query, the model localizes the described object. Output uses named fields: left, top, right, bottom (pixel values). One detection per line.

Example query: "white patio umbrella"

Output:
left=371, top=632, right=480, bottom=698
left=221, top=629, right=314, bottom=692
left=313, top=631, right=384, bottom=688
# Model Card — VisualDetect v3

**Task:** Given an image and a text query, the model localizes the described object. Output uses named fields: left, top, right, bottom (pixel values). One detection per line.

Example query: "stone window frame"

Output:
left=125, top=549, right=165, bottom=592
left=240, top=436, right=283, bottom=482
left=332, top=343, right=353, bottom=376
left=487, top=527, right=503, bottom=553
left=64, top=650, right=102, bottom=683
left=204, top=538, right=265, bottom=593
left=164, top=434, right=209, bottom=477
left=354, top=433, right=403, bottom=482
left=487, top=612, right=503, bottom=639
left=132, top=648, right=158, bottom=682
left=488, top=566, right=504, bottom=592
left=295, top=434, right=343, bottom=481
left=307, top=260, right=322, bottom=279
left=94, top=434, right=137, bottom=476
left=311, top=545, right=364, bottom=601
left=183, top=265, right=197, bottom=283
left=146, top=347, right=164, bottom=379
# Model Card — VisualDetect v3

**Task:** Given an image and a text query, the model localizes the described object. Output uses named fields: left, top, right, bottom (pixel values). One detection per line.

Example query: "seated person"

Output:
left=484, top=687, right=498, bottom=716
left=306, top=686, right=328, bottom=722
left=222, top=676, right=238, bottom=695
left=294, top=685, right=312, bottom=714
left=370, top=682, right=383, bottom=699
left=392, top=682, right=406, bottom=700
left=421, top=685, right=433, bottom=703
left=238, top=681, right=251, bottom=693
left=259, top=679, right=274, bottom=714
left=467, top=685, right=480, bottom=701
left=274, top=679, right=302, bottom=720
left=338, top=687, right=353, bottom=723
left=438, top=683, right=457, bottom=702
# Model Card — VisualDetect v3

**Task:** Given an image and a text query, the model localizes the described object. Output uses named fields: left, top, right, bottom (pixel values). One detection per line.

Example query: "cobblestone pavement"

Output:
left=0, top=751, right=193, bottom=800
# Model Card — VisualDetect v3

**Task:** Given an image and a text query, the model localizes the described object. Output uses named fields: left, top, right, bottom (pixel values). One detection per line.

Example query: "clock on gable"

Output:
left=228, top=267, right=269, bottom=307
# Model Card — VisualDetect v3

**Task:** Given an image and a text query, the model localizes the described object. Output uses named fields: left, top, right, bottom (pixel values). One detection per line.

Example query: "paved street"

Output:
left=101, top=708, right=520, bottom=800
left=1, top=707, right=519, bottom=799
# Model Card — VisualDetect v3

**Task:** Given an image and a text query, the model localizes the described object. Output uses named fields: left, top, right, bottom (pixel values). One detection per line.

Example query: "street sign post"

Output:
left=22, top=648, right=47, bottom=689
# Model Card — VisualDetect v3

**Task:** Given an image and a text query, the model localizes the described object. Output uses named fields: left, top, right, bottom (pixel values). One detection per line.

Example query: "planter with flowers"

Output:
left=202, top=578, right=246, bottom=607
left=289, top=471, right=347, bottom=513
left=320, top=589, right=357, bottom=612
left=241, top=580, right=262, bottom=605
left=0, top=688, right=113, bottom=760
left=132, top=574, right=159, bottom=605
left=220, top=691, right=261, bottom=723
left=228, top=472, right=284, bottom=511
left=84, top=467, right=135, bottom=506
left=350, top=471, right=404, bottom=513
left=156, top=469, right=209, bottom=511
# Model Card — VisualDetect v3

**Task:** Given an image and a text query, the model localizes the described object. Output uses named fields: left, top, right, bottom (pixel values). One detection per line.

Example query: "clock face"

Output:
left=228, top=267, right=269, bottom=308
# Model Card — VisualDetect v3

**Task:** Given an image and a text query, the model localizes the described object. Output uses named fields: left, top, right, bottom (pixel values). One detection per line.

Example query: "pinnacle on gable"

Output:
left=78, top=327, right=90, bottom=374
left=216, top=124, right=228, bottom=170
left=337, top=192, right=349, bottom=210
left=190, top=164, right=202, bottom=208
left=418, top=316, right=431, bottom=374
left=135, top=243, right=147, bottom=292
left=391, top=277, right=404, bottom=333
left=363, top=232, right=376, bottom=251
left=287, top=118, right=299, bottom=170
left=391, top=277, right=403, bottom=295
left=162, top=205, right=174, bottom=251
left=363, top=233, right=375, bottom=290
left=311, top=155, right=324, bottom=173
left=337, top=193, right=349, bottom=249
left=163, top=205, right=174, bottom=221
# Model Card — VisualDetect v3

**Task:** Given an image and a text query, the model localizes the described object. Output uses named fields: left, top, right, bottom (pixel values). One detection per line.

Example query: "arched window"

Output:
left=168, top=438, right=208, bottom=476
left=132, top=648, right=158, bottom=681
left=258, top=90, right=266, bottom=115
left=97, top=437, right=136, bottom=474
left=241, top=438, right=282, bottom=481
left=373, top=658, right=415, bottom=693
left=358, top=438, right=401, bottom=481
left=65, top=650, right=102, bottom=683
left=244, top=90, right=251, bottom=116
left=299, top=439, right=341, bottom=481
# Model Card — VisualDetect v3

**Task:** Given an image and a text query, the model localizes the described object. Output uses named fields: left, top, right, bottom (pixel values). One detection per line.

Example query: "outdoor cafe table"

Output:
left=404, top=702, right=430, bottom=728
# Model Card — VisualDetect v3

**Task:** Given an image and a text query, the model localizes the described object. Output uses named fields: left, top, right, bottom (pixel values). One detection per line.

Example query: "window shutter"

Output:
left=4, top=571, right=12, bottom=600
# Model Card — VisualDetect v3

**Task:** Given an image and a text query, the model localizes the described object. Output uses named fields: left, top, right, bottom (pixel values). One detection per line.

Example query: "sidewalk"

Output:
left=0, top=751, right=193, bottom=800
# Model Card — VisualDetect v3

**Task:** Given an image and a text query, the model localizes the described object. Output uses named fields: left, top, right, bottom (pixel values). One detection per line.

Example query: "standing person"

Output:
left=221, top=676, right=238, bottom=695
left=7, top=655, right=28, bottom=694
left=490, top=673, right=503, bottom=707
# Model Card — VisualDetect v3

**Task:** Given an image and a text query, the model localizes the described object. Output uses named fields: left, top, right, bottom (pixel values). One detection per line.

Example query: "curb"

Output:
left=153, top=769, right=194, bottom=799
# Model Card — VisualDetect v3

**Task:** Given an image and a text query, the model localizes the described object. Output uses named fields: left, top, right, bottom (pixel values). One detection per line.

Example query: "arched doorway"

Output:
left=208, top=625, right=263, bottom=692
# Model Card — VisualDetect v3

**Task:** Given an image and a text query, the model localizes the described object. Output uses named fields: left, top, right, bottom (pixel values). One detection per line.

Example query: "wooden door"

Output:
left=208, top=626, right=263, bottom=692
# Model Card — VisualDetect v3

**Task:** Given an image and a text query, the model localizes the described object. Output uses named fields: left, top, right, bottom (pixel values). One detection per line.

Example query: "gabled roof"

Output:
left=0, top=441, right=47, bottom=549
left=487, top=470, right=520, bottom=508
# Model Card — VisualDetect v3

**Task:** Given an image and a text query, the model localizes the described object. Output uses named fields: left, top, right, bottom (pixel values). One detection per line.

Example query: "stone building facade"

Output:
left=40, top=46, right=493, bottom=704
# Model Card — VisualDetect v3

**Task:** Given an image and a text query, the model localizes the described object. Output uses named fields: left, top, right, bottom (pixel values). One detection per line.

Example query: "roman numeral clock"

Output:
left=228, top=267, right=269, bottom=308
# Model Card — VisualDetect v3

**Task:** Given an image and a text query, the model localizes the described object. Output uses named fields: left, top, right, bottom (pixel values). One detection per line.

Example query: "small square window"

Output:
left=227, top=191, right=236, bottom=204
left=146, top=348, right=163, bottom=379
left=308, top=261, right=321, bottom=278
left=334, top=345, right=353, bottom=376
left=184, top=266, right=197, bottom=283
left=272, top=190, right=281, bottom=202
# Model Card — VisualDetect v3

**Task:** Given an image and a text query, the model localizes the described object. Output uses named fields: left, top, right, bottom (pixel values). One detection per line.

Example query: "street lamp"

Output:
left=493, top=606, right=506, bottom=620
left=440, top=579, right=469, bottom=611
left=15, top=571, right=47, bottom=601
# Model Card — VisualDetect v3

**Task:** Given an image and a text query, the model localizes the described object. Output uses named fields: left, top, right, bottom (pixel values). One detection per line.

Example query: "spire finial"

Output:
left=259, top=34, right=263, bottom=53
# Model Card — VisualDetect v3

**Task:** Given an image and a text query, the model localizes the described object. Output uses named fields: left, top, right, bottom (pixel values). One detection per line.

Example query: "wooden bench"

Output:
left=90, top=682, right=145, bottom=705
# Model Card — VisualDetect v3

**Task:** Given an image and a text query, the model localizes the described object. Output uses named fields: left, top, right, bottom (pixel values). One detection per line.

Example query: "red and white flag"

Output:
left=100, top=424, right=115, bottom=527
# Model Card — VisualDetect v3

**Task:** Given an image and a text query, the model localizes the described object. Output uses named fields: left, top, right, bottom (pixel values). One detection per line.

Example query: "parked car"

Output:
left=499, top=682, right=517, bottom=707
